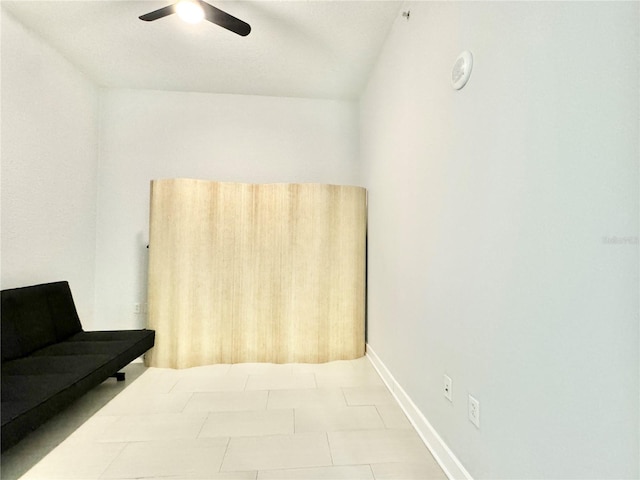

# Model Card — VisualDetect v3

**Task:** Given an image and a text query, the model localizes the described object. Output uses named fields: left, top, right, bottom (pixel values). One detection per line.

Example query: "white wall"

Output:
left=95, top=89, right=359, bottom=330
left=361, top=2, right=639, bottom=479
left=1, top=10, right=99, bottom=323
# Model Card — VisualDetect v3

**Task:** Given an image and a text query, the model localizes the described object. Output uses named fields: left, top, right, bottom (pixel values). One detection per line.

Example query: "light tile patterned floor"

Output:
left=13, top=357, right=447, bottom=480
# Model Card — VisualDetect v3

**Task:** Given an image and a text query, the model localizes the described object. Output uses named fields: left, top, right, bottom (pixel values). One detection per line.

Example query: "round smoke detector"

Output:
left=452, top=51, right=473, bottom=90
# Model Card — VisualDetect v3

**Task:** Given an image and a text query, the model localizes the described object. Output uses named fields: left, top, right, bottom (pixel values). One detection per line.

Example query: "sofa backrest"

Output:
left=1, top=281, right=83, bottom=363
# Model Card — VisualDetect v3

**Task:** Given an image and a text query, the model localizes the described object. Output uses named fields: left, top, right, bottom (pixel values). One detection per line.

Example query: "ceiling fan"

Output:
left=139, top=0, right=251, bottom=36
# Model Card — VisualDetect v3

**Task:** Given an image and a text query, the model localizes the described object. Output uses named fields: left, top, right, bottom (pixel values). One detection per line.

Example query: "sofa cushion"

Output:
left=1, top=354, right=113, bottom=380
left=1, top=330, right=155, bottom=411
left=45, top=282, right=84, bottom=341
left=1, top=373, right=81, bottom=419
left=1, top=282, right=83, bottom=362
left=1, top=288, right=57, bottom=362
left=33, top=330, right=155, bottom=363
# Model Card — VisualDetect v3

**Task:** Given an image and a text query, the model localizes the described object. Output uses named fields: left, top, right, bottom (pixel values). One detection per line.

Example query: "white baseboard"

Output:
left=366, top=344, right=473, bottom=480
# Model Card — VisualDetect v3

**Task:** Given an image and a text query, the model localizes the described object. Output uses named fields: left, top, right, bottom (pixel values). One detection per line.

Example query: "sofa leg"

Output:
left=111, top=372, right=125, bottom=382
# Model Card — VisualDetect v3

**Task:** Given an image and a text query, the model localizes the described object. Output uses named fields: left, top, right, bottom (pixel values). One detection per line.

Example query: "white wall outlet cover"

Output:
left=452, top=50, right=473, bottom=90
left=468, top=394, right=480, bottom=428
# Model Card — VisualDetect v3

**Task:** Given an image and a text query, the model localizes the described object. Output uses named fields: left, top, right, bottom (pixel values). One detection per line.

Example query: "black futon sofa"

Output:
left=1, top=281, right=155, bottom=452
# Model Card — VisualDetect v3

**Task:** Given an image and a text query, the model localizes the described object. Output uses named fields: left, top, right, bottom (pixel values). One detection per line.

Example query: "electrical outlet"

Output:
left=443, top=375, right=453, bottom=402
left=468, top=394, right=480, bottom=428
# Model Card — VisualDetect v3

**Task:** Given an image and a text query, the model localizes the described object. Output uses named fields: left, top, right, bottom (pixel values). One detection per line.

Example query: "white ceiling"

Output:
left=2, top=0, right=403, bottom=100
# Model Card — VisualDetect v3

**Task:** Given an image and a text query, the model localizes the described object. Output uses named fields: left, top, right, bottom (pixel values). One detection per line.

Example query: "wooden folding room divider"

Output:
left=146, top=179, right=366, bottom=368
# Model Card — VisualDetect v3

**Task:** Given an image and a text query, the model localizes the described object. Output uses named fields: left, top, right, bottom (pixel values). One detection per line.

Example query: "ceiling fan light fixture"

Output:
left=139, top=0, right=250, bottom=36
left=176, top=0, right=205, bottom=24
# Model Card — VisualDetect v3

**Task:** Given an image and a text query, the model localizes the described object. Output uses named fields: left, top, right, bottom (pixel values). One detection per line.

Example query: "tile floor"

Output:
left=2, top=357, right=447, bottom=480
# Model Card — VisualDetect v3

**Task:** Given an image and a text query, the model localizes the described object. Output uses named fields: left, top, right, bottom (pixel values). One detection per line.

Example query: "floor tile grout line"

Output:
left=95, top=440, right=128, bottom=480
left=194, top=410, right=211, bottom=439
left=293, top=407, right=297, bottom=434
left=340, top=386, right=349, bottom=407
left=374, top=404, right=389, bottom=429
left=218, top=436, right=232, bottom=474
left=326, top=431, right=335, bottom=466
left=179, top=391, right=195, bottom=414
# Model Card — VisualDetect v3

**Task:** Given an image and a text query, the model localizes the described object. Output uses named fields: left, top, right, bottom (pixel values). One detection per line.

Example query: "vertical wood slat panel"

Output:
left=146, top=179, right=366, bottom=368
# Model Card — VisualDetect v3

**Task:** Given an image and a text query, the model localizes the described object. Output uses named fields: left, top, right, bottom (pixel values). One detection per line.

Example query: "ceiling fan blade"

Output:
left=201, top=1, right=251, bottom=36
left=139, top=4, right=176, bottom=21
